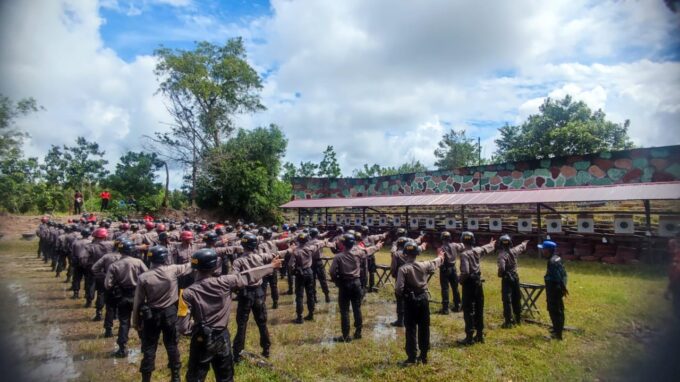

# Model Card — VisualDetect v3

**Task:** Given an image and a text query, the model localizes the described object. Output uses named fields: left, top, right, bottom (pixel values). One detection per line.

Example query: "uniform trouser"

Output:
left=312, top=261, right=329, bottom=299
left=440, top=265, right=461, bottom=310
left=283, top=253, right=293, bottom=292
left=74, top=203, right=81, bottom=215
left=140, top=304, right=181, bottom=373
left=672, top=283, right=680, bottom=319
left=84, top=270, right=96, bottom=303
left=37, top=237, right=43, bottom=258
left=100, top=199, right=109, bottom=211
left=360, top=263, right=368, bottom=292
left=395, top=293, right=405, bottom=323
left=186, top=329, right=233, bottom=382
left=337, top=279, right=363, bottom=338
left=501, top=274, right=522, bottom=324
left=462, top=278, right=484, bottom=337
left=546, top=282, right=565, bottom=335
left=262, top=271, right=279, bottom=304
left=56, top=251, right=68, bottom=276
left=294, top=268, right=315, bottom=317
left=71, top=263, right=85, bottom=293
left=116, top=289, right=136, bottom=347
left=233, top=287, right=270, bottom=356
left=367, top=255, right=377, bottom=290
left=404, top=293, right=430, bottom=360
left=104, top=290, right=118, bottom=331
left=94, top=278, right=106, bottom=314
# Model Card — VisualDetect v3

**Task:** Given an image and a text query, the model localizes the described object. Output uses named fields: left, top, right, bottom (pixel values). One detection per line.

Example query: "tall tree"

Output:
left=353, top=159, right=428, bottom=177
left=317, top=145, right=342, bottom=177
left=150, top=38, right=265, bottom=205
left=105, top=152, right=162, bottom=200
left=0, top=95, right=41, bottom=158
left=297, top=161, right=319, bottom=177
left=61, top=137, right=109, bottom=193
left=433, top=129, right=480, bottom=170
left=494, top=95, right=634, bottom=162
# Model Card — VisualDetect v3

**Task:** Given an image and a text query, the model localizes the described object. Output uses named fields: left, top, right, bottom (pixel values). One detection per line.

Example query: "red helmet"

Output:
left=156, top=224, right=166, bottom=233
left=145, top=221, right=155, bottom=230
left=41, top=216, right=49, bottom=223
left=180, top=231, right=194, bottom=241
left=93, top=228, right=108, bottom=239
left=120, top=223, right=130, bottom=231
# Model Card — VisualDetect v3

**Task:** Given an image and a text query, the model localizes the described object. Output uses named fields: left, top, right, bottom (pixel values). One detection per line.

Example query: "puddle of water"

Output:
left=320, top=299, right=337, bottom=348
left=6, top=283, right=80, bottom=381
left=372, top=314, right=396, bottom=342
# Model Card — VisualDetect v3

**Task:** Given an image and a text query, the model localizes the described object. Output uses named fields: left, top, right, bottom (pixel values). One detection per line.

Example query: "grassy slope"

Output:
left=0, top=240, right=673, bottom=382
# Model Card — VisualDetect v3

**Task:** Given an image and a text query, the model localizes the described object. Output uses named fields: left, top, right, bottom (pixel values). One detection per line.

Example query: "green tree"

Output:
left=105, top=151, right=162, bottom=200
left=317, top=145, right=342, bottom=177
left=297, top=161, right=319, bottom=177
left=353, top=159, right=428, bottom=177
left=494, top=95, right=634, bottom=161
left=150, top=38, right=265, bottom=204
left=433, top=129, right=480, bottom=169
left=0, top=95, right=41, bottom=158
left=198, top=124, right=290, bottom=222
left=281, top=162, right=298, bottom=183
left=61, top=137, right=109, bottom=193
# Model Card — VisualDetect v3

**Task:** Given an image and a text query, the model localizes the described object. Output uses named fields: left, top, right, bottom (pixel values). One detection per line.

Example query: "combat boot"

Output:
left=84, top=300, right=92, bottom=308
left=501, top=321, right=513, bottom=329
left=114, top=345, right=127, bottom=358
left=452, top=304, right=461, bottom=312
left=262, top=348, right=270, bottom=358
left=104, top=328, right=113, bottom=338
left=71, top=291, right=79, bottom=300
left=141, top=372, right=152, bottom=382
left=458, top=334, right=474, bottom=346
left=92, top=312, right=102, bottom=321
left=170, top=368, right=180, bottom=382
left=399, top=357, right=417, bottom=367
left=419, top=352, right=428, bottom=364
left=272, top=300, right=278, bottom=309
left=353, top=329, right=362, bottom=340
left=474, top=332, right=485, bottom=344
left=324, top=293, right=331, bottom=303
left=304, top=313, right=314, bottom=321
left=390, top=320, right=404, bottom=327
left=293, top=316, right=303, bottom=324
left=438, top=307, right=449, bottom=315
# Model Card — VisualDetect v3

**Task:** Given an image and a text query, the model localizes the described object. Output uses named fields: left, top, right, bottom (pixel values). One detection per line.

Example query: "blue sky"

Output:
left=1, top=0, right=679, bottom=185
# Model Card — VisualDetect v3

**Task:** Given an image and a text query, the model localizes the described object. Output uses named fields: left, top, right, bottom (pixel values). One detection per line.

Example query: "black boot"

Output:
left=92, top=312, right=102, bottom=322
left=458, top=334, right=474, bottom=346
left=474, top=332, right=485, bottom=344
left=262, top=348, right=270, bottom=358
left=104, top=328, right=113, bottom=338
left=170, top=368, right=180, bottom=382
left=293, top=316, right=303, bottom=324
left=71, top=291, right=79, bottom=300
left=304, top=313, right=314, bottom=321
left=272, top=300, right=278, bottom=309
left=353, top=329, right=362, bottom=340
left=390, top=320, right=404, bottom=327
left=399, top=357, right=417, bottom=366
left=325, top=293, right=331, bottom=303
left=84, top=300, right=92, bottom=308
left=501, top=321, right=513, bottom=329
left=419, top=352, right=428, bottom=364
left=141, top=372, right=152, bottom=382
left=452, top=304, right=461, bottom=312
left=114, top=345, right=127, bottom=358
left=438, top=307, right=449, bottom=315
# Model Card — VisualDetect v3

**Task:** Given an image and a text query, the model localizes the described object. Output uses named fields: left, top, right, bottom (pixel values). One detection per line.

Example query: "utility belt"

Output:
left=502, top=271, right=519, bottom=283
left=111, top=285, right=136, bottom=300
left=238, top=285, right=264, bottom=299
left=403, top=288, right=429, bottom=303
left=441, top=263, right=457, bottom=271
left=192, top=323, right=228, bottom=363
left=337, top=277, right=361, bottom=288
left=463, top=272, right=483, bottom=286
left=139, top=304, right=177, bottom=323
left=295, top=267, right=313, bottom=276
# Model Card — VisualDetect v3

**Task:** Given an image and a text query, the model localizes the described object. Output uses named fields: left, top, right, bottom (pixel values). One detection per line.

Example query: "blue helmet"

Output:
left=538, top=240, right=557, bottom=250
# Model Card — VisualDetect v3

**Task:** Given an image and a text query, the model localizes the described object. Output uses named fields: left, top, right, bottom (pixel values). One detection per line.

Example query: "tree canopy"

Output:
left=105, top=152, right=162, bottom=199
left=433, top=129, right=480, bottom=170
left=494, top=95, right=634, bottom=162
left=352, top=159, right=428, bottom=178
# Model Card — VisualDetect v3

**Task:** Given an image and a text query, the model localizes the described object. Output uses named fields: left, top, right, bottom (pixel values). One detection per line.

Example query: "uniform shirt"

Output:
left=92, top=252, right=122, bottom=279
left=65, top=232, right=79, bottom=255
left=390, top=248, right=406, bottom=278
left=497, top=242, right=527, bottom=277
left=180, top=265, right=274, bottom=330
left=363, top=233, right=388, bottom=247
left=142, top=231, right=160, bottom=246
left=288, top=240, right=326, bottom=272
left=395, top=256, right=443, bottom=296
left=105, top=256, right=148, bottom=290
left=231, top=250, right=276, bottom=287
left=85, top=240, right=116, bottom=268
left=458, top=242, right=495, bottom=282
left=132, top=263, right=193, bottom=327
left=544, top=255, right=568, bottom=286
left=128, top=232, right=144, bottom=245
left=329, top=244, right=381, bottom=281
left=72, top=238, right=91, bottom=264
left=170, top=242, right=204, bottom=265
left=441, top=242, right=465, bottom=266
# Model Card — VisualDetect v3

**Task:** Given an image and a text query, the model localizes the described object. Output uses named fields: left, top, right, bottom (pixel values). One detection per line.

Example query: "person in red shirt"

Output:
left=100, top=190, right=111, bottom=211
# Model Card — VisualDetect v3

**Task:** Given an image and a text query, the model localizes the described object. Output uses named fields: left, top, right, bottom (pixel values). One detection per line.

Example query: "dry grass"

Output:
left=0, top=239, right=674, bottom=381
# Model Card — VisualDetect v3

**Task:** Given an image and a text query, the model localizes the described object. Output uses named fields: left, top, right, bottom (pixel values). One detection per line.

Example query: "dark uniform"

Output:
left=85, top=235, right=116, bottom=312
left=389, top=238, right=409, bottom=327
left=92, top=250, right=122, bottom=334
left=70, top=232, right=92, bottom=298
left=542, top=241, right=568, bottom=340
left=497, top=240, right=528, bottom=327
left=179, top=251, right=277, bottom=382
left=439, top=240, right=464, bottom=313
left=105, top=247, right=148, bottom=356
left=362, top=232, right=388, bottom=292
left=132, top=247, right=192, bottom=382
left=395, top=242, right=442, bottom=364
left=289, top=236, right=327, bottom=322
left=258, top=238, right=286, bottom=308
left=329, top=235, right=382, bottom=341
left=458, top=234, right=495, bottom=344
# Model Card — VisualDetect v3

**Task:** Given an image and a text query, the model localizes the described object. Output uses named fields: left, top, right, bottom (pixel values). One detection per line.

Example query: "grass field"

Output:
left=0, top=239, right=675, bottom=381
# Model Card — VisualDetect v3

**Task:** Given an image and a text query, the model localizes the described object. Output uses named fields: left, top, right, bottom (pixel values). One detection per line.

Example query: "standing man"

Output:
left=179, top=249, right=282, bottom=382
left=74, top=190, right=83, bottom=215
left=289, top=232, right=328, bottom=323
left=540, top=240, right=568, bottom=340
left=395, top=240, right=442, bottom=365
left=133, top=246, right=192, bottom=382
left=458, top=232, right=496, bottom=345
left=497, top=235, right=529, bottom=328
left=231, top=233, right=280, bottom=361
left=100, top=190, right=111, bottom=211
left=169, top=230, right=202, bottom=289
left=258, top=229, right=292, bottom=309
left=389, top=236, right=410, bottom=327
left=309, top=228, right=331, bottom=304
left=438, top=231, right=464, bottom=314
left=84, top=228, right=115, bottom=312
left=329, top=233, right=383, bottom=342
left=359, top=226, right=388, bottom=293
left=105, top=240, right=148, bottom=357
left=70, top=228, right=92, bottom=299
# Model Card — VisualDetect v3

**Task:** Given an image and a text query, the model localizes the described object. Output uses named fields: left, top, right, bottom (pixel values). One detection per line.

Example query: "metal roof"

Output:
left=281, top=181, right=680, bottom=209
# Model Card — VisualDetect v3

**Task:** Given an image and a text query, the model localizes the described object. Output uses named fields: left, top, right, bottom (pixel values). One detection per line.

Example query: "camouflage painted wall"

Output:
left=291, top=145, right=680, bottom=200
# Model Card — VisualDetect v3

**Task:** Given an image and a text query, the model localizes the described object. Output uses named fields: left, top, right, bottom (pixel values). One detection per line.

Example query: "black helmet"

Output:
left=147, top=245, right=169, bottom=264
left=499, top=234, right=512, bottom=247
left=103, top=221, right=111, bottom=229
left=119, top=240, right=137, bottom=256
left=339, top=233, right=355, bottom=249
left=158, top=232, right=169, bottom=243
left=257, top=227, right=265, bottom=235
left=290, top=224, right=298, bottom=232
left=396, top=227, right=407, bottom=236
left=309, top=228, right=320, bottom=238
left=237, top=230, right=246, bottom=238
left=203, top=232, right=219, bottom=244
left=130, top=223, right=139, bottom=232
left=403, top=241, right=421, bottom=256
left=215, top=227, right=224, bottom=236
left=461, top=231, right=475, bottom=245
left=441, top=231, right=452, bottom=241
left=225, top=225, right=234, bottom=233
left=297, top=232, right=309, bottom=243
left=169, top=223, right=177, bottom=231
left=270, top=225, right=279, bottom=233
left=249, top=222, right=257, bottom=229
left=262, top=229, right=273, bottom=240
left=80, top=228, right=91, bottom=238
left=241, top=233, right=259, bottom=250
left=360, top=225, right=369, bottom=233
left=336, top=226, right=344, bottom=234
left=191, top=248, right=218, bottom=270
left=396, top=236, right=409, bottom=249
